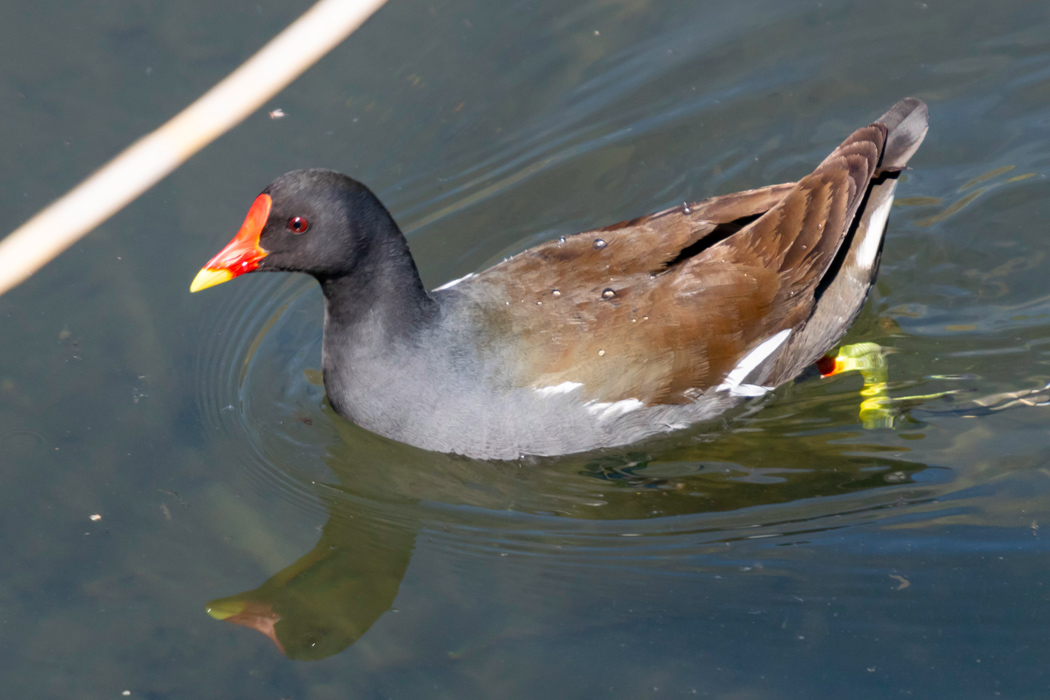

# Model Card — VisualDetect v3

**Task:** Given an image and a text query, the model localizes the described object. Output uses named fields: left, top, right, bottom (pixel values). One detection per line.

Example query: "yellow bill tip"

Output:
left=190, top=267, right=234, bottom=293
left=204, top=598, right=247, bottom=620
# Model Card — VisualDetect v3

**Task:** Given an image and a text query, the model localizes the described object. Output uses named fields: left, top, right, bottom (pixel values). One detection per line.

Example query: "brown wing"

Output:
left=457, top=123, right=887, bottom=405
left=494, top=182, right=798, bottom=283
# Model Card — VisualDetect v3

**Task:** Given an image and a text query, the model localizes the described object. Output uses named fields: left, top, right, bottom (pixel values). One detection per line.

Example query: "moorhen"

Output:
left=191, top=98, right=928, bottom=460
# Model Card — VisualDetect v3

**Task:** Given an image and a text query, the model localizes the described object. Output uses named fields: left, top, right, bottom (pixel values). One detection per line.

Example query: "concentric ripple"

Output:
left=193, top=273, right=336, bottom=519
left=190, top=266, right=954, bottom=576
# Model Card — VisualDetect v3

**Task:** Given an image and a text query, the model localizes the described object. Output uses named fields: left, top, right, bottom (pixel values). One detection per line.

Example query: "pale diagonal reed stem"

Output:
left=0, top=0, right=388, bottom=297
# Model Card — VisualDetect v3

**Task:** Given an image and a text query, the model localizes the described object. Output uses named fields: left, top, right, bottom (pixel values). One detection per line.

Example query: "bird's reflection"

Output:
left=206, top=508, right=414, bottom=661
left=205, top=390, right=938, bottom=660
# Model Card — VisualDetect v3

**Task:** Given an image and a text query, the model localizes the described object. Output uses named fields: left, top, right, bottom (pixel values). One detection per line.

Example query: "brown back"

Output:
left=460, top=123, right=888, bottom=405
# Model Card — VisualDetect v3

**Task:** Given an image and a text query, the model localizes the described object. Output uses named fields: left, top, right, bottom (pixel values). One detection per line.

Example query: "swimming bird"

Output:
left=191, top=98, right=928, bottom=460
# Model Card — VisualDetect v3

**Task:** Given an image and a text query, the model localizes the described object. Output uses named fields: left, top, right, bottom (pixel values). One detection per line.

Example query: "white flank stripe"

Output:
left=587, top=398, right=645, bottom=420
left=716, top=328, right=792, bottom=396
left=433, top=272, right=476, bottom=291
left=856, top=193, right=894, bottom=270
left=534, top=381, right=584, bottom=397
left=727, top=383, right=770, bottom=398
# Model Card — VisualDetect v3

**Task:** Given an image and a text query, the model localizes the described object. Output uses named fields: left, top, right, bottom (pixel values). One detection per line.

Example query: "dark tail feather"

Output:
left=762, top=98, right=929, bottom=386
left=876, top=97, right=929, bottom=172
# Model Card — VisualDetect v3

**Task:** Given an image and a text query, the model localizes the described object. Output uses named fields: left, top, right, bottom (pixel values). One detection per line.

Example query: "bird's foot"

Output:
left=819, top=342, right=962, bottom=428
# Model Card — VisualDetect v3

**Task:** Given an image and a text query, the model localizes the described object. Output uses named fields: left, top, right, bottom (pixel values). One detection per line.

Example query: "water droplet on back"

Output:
left=593, top=239, right=607, bottom=250
left=551, top=289, right=561, bottom=297
left=601, top=288, right=616, bottom=299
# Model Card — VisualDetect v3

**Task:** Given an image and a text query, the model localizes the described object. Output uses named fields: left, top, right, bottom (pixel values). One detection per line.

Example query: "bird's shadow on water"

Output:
left=205, top=391, right=943, bottom=661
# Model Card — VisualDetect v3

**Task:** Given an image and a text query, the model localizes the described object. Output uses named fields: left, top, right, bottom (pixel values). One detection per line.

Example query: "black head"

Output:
left=191, top=169, right=399, bottom=291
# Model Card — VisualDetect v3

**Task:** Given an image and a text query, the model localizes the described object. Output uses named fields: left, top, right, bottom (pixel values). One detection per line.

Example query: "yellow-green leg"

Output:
left=819, top=342, right=894, bottom=428
left=819, top=342, right=960, bottom=428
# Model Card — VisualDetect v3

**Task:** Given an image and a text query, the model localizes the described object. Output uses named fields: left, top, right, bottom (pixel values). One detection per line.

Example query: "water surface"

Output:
left=3, top=0, right=1050, bottom=697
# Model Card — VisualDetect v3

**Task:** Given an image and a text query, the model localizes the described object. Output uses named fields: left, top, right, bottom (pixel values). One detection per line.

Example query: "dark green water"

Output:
left=3, top=0, right=1050, bottom=697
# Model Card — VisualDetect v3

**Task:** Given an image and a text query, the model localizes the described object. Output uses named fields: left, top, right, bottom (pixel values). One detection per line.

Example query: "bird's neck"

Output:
left=317, top=223, right=436, bottom=343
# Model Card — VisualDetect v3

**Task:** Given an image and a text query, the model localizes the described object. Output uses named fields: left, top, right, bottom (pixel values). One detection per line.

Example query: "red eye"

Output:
left=288, top=216, right=309, bottom=234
